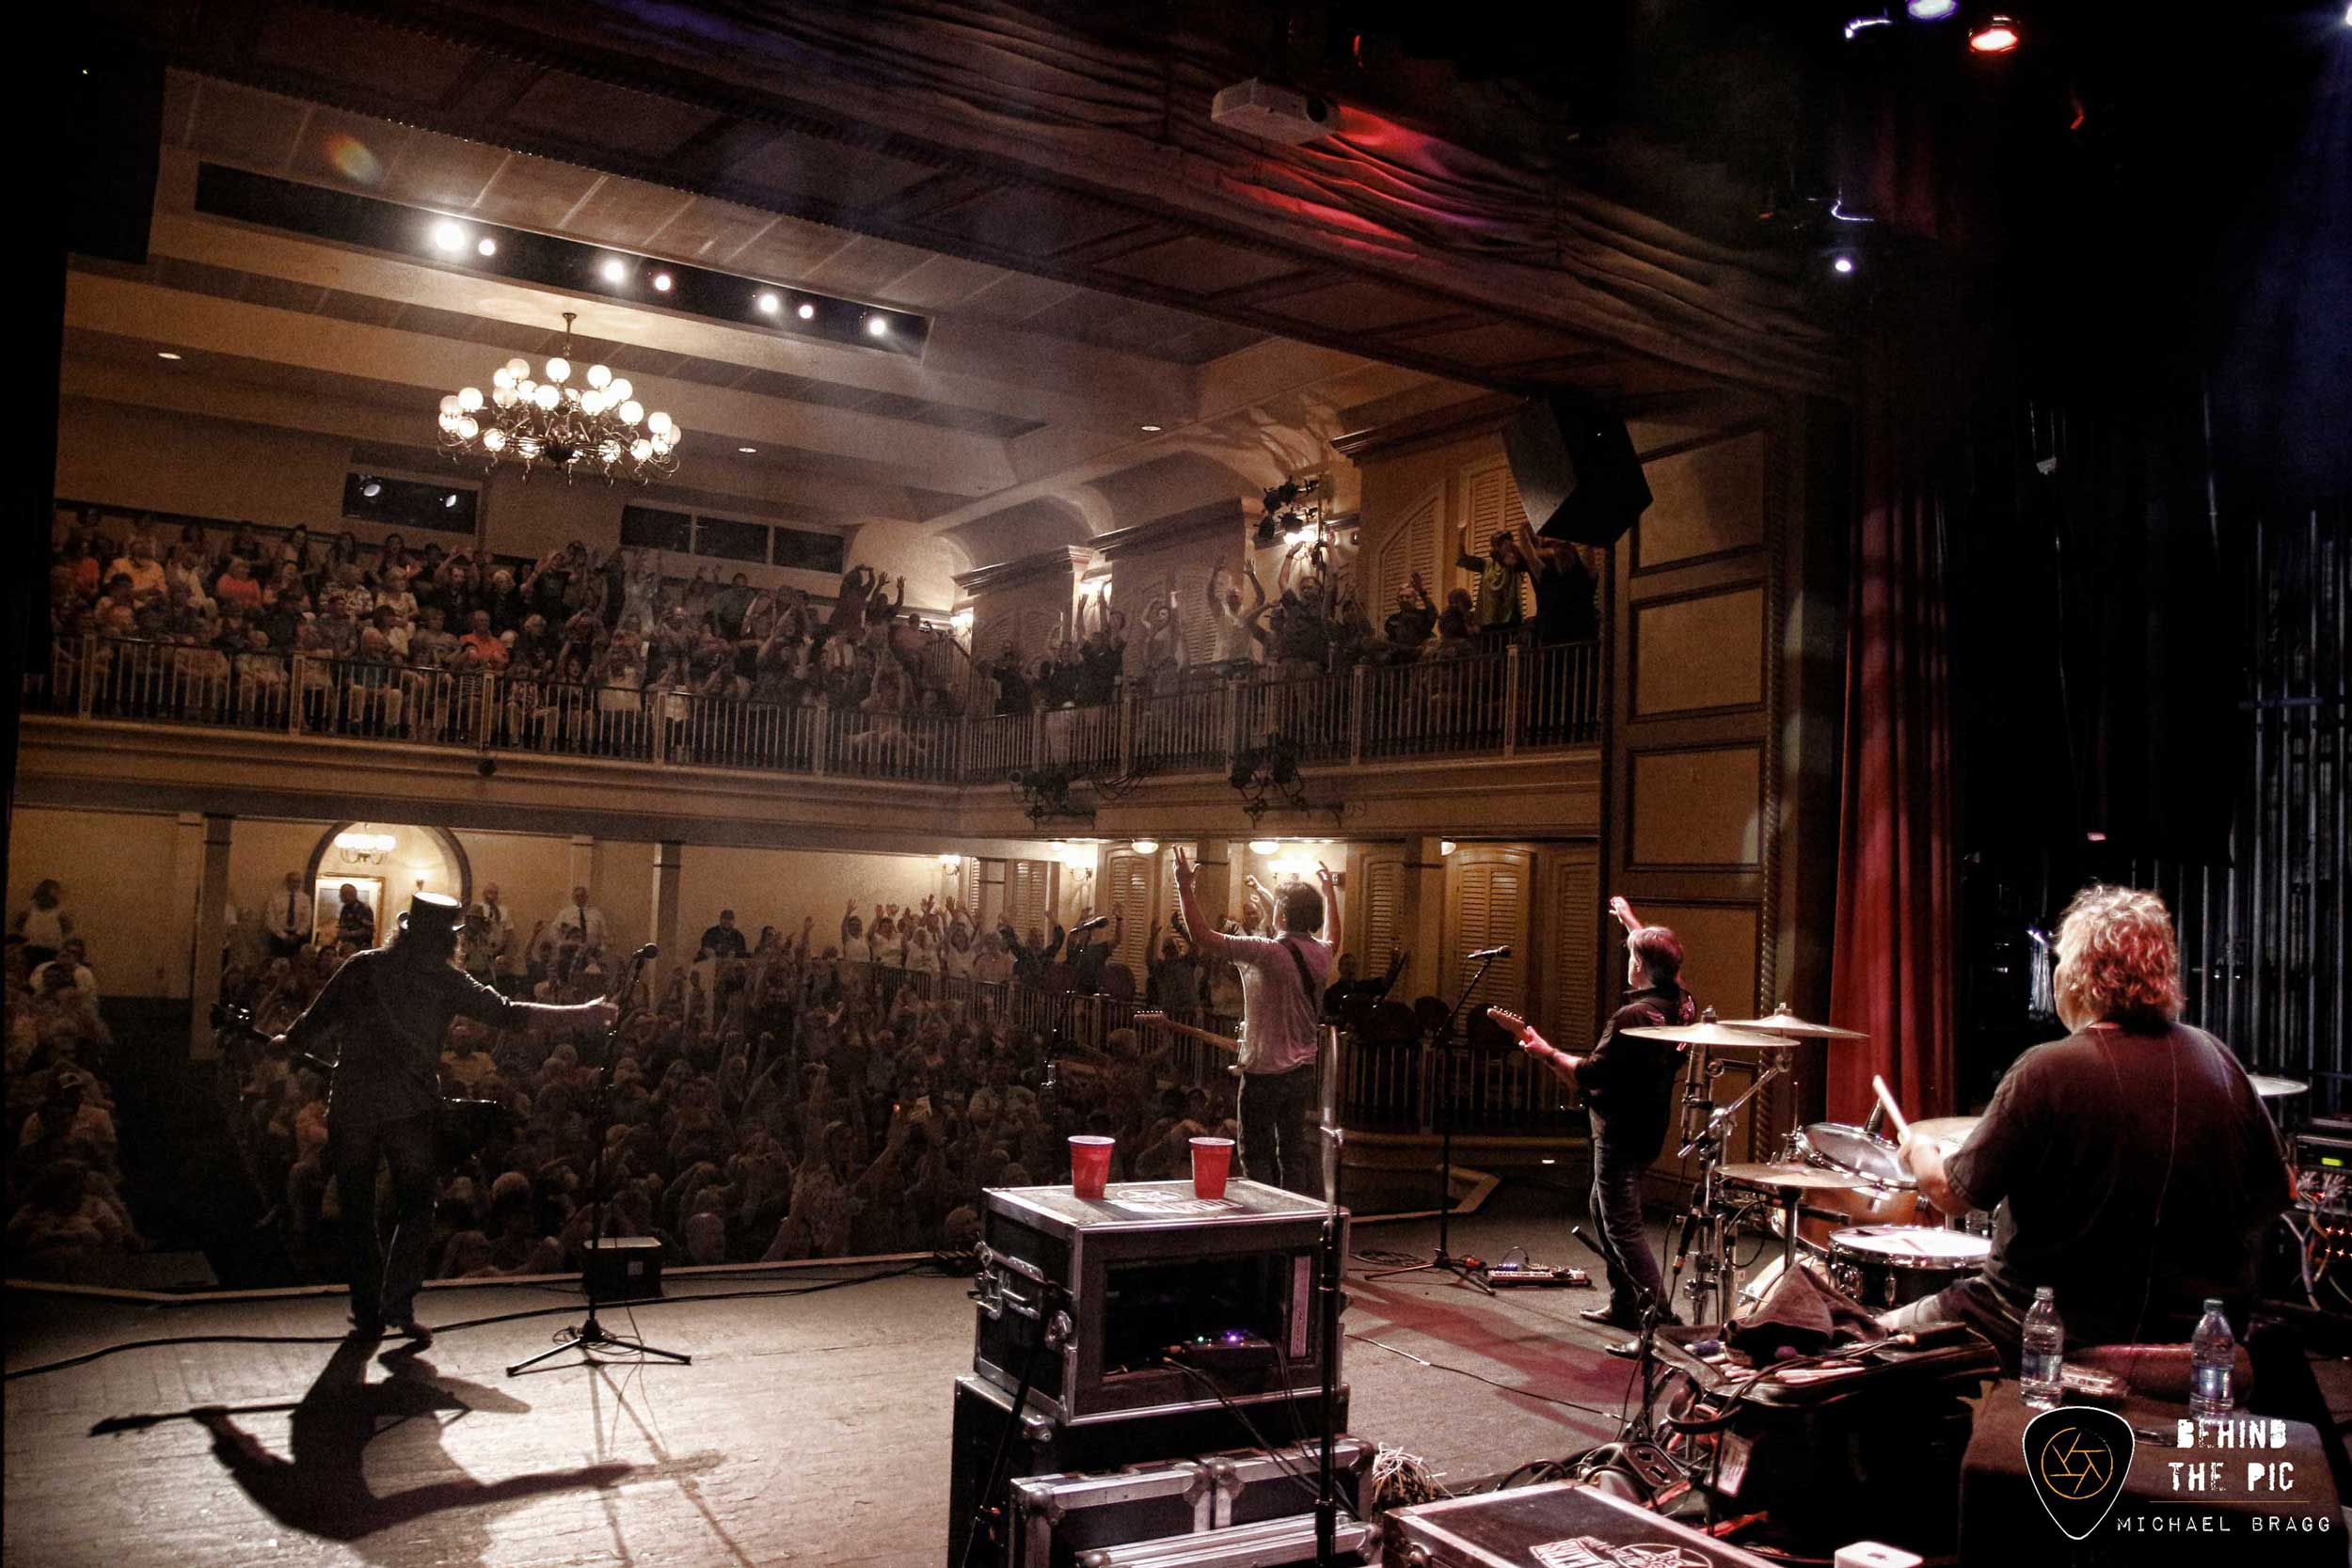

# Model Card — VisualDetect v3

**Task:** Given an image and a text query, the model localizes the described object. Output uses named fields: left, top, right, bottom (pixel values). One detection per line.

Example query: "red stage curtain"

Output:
left=1828, top=316, right=1962, bottom=1123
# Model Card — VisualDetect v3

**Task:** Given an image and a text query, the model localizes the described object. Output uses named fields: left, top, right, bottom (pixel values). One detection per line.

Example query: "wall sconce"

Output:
left=1130, top=840, right=1159, bottom=854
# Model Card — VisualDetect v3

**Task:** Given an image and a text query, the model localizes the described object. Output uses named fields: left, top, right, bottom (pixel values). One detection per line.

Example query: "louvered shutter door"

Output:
left=1104, top=851, right=1153, bottom=969
left=1374, top=489, right=1441, bottom=611
left=1460, top=462, right=1531, bottom=618
left=1449, top=851, right=1530, bottom=1010
left=1550, top=850, right=1601, bottom=1051
left=1008, top=861, right=1049, bottom=939
left=1361, top=858, right=1404, bottom=967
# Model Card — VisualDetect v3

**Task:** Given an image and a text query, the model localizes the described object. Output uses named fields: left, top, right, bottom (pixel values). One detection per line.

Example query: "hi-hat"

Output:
left=2250, top=1074, right=2309, bottom=1100
left=1621, top=1021, right=1795, bottom=1049
left=1714, top=1005, right=1869, bottom=1041
left=1909, top=1115, right=1982, bottom=1145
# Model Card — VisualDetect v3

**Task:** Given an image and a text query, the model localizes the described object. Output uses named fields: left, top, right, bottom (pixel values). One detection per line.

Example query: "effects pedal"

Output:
left=1481, top=1262, right=1591, bottom=1289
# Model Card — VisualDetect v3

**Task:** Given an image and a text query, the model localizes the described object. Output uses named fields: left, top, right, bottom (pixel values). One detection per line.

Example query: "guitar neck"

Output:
left=1136, top=1017, right=1238, bottom=1052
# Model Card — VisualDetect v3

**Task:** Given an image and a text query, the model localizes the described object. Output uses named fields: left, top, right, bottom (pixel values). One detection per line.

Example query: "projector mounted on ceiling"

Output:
left=1211, top=79, right=1337, bottom=145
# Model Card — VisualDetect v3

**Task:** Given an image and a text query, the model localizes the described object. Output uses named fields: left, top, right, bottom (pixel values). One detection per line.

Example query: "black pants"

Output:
left=1238, top=1066, right=1321, bottom=1198
left=1588, top=1141, right=1667, bottom=1321
left=329, top=1113, right=437, bottom=1323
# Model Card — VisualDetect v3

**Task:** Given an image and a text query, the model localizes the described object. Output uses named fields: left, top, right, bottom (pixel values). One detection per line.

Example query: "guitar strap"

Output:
left=1278, top=935, right=1327, bottom=1031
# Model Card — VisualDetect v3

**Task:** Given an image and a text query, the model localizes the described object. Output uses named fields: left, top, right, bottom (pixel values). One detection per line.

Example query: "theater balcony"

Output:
left=15, top=631, right=1603, bottom=847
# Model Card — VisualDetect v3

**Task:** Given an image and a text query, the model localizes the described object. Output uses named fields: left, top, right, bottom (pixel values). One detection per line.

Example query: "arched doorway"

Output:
left=302, top=822, right=471, bottom=946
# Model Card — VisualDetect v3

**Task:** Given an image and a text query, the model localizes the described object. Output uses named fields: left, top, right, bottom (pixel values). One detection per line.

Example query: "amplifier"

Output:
left=582, top=1236, right=662, bottom=1301
left=1384, top=1482, right=1773, bottom=1567
left=976, top=1180, right=1343, bottom=1425
left=2294, top=1129, right=2352, bottom=1177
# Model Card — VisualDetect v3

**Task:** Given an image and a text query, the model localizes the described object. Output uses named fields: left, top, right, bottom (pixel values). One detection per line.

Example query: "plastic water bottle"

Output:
left=2020, top=1287, right=2064, bottom=1408
left=2191, top=1299, right=2236, bottom=1422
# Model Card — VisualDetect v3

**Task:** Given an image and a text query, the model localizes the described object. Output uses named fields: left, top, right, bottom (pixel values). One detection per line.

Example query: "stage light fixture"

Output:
left=431, top=219, right=465, bottom=252
left=1844, top=13, right=1893, bottom=39
left=443, top=493, right=460, bottom=509
left=1970, top=14, right=2020, bottom=52
left=475, top=236, right=498, bottom=258
left=796, top=301, right=816, bottom=320
left=360, top=480, right=382, bottom=498
left=1906, top=0, right=1957, bottom=18
left=866, top=315, right=890, bottom=338
left=600, top=257, right=628, bottom=283
left=156, top=351, right=182, bottom=360
left=756, top=292, right=780, bottom=314
left=739, top=446, right=757, bottom=453
left=652, top=272, right=673, bottom=292
left=1832, top=253, right=1858, bottom=275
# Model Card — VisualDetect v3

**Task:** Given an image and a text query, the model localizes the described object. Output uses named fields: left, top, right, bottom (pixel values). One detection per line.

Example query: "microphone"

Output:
left=1862, top=1099, right=1886, bottom=1138
left=1071, top=915, right=1112, bottom=935
left=1466, top=944, right=1512, bottom=961
left=631, top=942, right=660, bottom=963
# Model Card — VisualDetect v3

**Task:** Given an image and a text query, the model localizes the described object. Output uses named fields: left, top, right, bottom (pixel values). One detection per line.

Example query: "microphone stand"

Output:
left=1313, top=1022, right=1345, bottom=1566
left=1365, top=950, right=1500, bottom=1296
left=508, top=945, right=692, bottom=1375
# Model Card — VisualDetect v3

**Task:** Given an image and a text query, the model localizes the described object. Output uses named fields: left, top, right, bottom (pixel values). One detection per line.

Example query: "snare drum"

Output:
left=1789, top=1121, right=1918, bottom=1243
left=1824, top=1226, right=1991, bottom=1309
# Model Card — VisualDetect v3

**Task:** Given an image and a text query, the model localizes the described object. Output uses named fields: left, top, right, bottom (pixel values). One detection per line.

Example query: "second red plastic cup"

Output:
left=1069, top=1134, right=1115, bottom=1200
left=1189, top=1136, right=1235, bottom=1200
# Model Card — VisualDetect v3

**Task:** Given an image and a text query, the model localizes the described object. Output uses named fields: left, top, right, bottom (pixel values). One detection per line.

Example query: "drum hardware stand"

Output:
left=508, top=945, right=692, bottom=1376
left=1366, top=949, right=1501, bottom=1297
left=1314, top=1022, right=1346, bottom=1567
left=1662, top=1028, right=1786, bottom=1328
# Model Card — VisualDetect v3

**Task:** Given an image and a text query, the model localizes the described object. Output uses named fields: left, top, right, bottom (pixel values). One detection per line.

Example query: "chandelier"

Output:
left=437, top=312, right=683, bottom=483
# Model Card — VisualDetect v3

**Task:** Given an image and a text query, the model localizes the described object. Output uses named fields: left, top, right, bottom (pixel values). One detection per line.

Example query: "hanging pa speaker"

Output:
left=1502, top=395, right=1653, bottom=547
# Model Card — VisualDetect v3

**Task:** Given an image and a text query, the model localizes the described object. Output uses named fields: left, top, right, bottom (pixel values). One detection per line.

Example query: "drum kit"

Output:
left=1622, top=1004, right=1988, bottom=1323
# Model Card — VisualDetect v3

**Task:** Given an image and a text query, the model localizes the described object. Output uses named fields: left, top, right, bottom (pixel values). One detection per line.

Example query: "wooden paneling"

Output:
left=1630, top=746, right=1763, bottom=868
left=1634, top=430, right=1770, bottom=571
left=1632, top=587, right=1765, bottom=716
left=1007, top=860, right=1050, bottom=940
left=1445, top=847, right=1531, bottom=1011
left=1636, top=901, right=1761, bottom=1021
left=1369, top=485, right=1443, bottom=613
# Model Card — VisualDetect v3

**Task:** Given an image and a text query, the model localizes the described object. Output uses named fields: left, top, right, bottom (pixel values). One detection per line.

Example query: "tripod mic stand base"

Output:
left=1363, top=1249, right=1497, bottom=1296
left=506, top=1312, right=693, bottom=1377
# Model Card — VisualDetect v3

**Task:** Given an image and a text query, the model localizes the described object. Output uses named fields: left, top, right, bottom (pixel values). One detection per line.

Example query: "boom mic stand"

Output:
left=508, top=943, right=692, bottom=1376
left=1365, top=949, right=1501, bottom=1296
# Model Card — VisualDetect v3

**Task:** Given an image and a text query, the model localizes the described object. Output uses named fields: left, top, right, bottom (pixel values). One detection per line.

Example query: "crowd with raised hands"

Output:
left=44, top=509, right=979, bottom=721
left=4, top=878, right=143, bottom=1276
left=208, top=879, right=1259, bottom=1290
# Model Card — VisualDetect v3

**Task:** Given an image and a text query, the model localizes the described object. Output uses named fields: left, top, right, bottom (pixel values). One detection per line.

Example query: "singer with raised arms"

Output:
left=273, top=891, right=622, bottom=1341
left=1491, top=896, right=1697, bottom=1357
left=1169, top=847, right=1337, bottom=1195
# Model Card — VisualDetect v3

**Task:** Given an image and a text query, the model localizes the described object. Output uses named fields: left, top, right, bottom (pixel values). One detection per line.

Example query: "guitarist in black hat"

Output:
left=275, top=891, right=616, bottom=1341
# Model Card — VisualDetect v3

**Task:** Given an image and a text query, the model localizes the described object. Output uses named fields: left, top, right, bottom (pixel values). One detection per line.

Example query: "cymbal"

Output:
left=1620, top=1021, right=1796, bottom=1049
left=1719, top=1162, right=1863, bottom=1193
left=2250, top=1074, right=2309, bottom=1100
left=1715, top=1006, right=1870, bottom=1041
left=1909, top=1115, right=1982, bottom=1145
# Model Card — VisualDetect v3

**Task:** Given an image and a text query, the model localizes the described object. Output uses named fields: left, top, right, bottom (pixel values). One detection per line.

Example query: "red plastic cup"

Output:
left=1190, top=1137, right=1235, bottom=1200
left=1069, top=1135, right=1115, bottom=1200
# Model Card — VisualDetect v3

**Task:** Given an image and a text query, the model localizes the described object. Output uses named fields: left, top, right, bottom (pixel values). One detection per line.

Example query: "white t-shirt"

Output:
left=1215, top=931, right=1332, bottom=1075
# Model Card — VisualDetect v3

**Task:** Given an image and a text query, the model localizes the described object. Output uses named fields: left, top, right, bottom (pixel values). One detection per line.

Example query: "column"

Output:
left=649, top=840, right=685, bottom=992
left=567, top=833, right=596, bottom=895
left=1406, top=834, right=1450, bottom=1006
left=189, top=813, right=234, bottom=1061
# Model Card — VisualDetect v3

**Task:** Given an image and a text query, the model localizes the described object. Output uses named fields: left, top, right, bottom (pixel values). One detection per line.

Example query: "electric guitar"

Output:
left=1132, top=1010, right=1240, bottom=1053
left=1486, top=1006, right=1586, bottom=1110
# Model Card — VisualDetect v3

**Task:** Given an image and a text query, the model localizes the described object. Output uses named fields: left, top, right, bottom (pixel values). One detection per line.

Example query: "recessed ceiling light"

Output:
left=738, top=446, right=757, bottom=453
left=475, top=236, right=497, bottom=257
left=600, top=257, right=628, bottom=283
left=652, top=272, right=673, bottom=292
left=796, top=301, right=816, bottom=320
left=755, top=292, right=780, bottom=314
left=1139, top=424, right=1162, bottom=433
left=430, top=220, right=465, bottom=252
left=866, top=315, right=890, bottom=338
left=156, top=351, right=183, bottom=360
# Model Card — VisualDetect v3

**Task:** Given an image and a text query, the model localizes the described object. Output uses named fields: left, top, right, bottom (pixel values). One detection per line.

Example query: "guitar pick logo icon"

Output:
left=2024, top=1405, right=2135, bottom=1541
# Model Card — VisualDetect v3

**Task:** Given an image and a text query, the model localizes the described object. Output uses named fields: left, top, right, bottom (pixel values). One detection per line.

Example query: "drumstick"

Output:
left=1870, top=1074, right=1911, bottom=1141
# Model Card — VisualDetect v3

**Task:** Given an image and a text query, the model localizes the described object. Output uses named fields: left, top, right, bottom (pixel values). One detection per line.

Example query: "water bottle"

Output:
left=2020, top=1287, right=2064, bottom=1408
left=2191, top=1299, right=2236, bottom=1422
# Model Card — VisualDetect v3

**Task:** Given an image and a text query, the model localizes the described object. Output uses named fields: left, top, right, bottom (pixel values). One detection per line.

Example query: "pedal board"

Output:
left=1481, top=1263, right=1591, bottom=1289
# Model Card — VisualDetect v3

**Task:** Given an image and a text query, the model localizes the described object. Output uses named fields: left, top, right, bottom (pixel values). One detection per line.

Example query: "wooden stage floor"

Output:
left=4, top=1211, right=1638, bottom=1568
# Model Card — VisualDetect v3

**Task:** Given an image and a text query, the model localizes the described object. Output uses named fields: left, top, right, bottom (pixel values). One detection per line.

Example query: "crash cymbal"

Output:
left=1714, top=1005, right=1870, bottom=1041
left=1908, top=1115, right=1982, bottom=1145
left=1718, top=1162, right=1865, bottom=1193
left=2250, top=1074, right=2309, bottom=1100
left=1620, top=1021, right=1795, bottom=1049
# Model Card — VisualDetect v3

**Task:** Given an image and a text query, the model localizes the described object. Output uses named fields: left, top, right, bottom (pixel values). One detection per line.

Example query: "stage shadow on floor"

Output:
left=98, top=1334, right=637, bottom=1561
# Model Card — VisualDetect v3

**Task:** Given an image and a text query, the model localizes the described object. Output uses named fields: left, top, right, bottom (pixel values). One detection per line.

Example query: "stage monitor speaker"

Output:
left=63, top=46, right=165, bottom=265
left=583, top=1236, right=663, bottom=1301
left=1502, top=395, right=1652, bottom=548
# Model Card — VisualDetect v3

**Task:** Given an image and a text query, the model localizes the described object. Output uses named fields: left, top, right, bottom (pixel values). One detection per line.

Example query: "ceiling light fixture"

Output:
left=1832, top=252, right=1858, bottom=275
left=756, top=292, right=780, bottom=314
left=156, top=351, right=182, bottom=360
left=1969, top=14, right=2020, bottom=52
left=1139, top=424, right=1163, bottom=433
left=652, top=272, right=673, bottom=293
left=430, top=219, right=465, bottom=252
left=437, top=310, right=681, bottom=483
left=1130, top=840, right=1160, bottom=854
left=475, top=236, right=497, bottom=257
left=796, top=301, right=816, bottom=320
left=1905, top=0, right=1957, bottom=18
left=600, top=257, right=628, bottom=283
left=865, top=315, right=890, bottom=338
left=738, top=446, right=757, bottom=453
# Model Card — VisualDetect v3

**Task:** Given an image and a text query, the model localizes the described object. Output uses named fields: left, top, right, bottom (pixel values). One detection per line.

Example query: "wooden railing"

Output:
left=26, top=636, right=1602, bottom=785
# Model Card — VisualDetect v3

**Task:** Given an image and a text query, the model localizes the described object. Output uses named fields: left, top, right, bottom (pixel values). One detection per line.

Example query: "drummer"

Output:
left=1887, top=885, right=2292, bottom=1366
left=1500, top=897, right=1698, bottom=1357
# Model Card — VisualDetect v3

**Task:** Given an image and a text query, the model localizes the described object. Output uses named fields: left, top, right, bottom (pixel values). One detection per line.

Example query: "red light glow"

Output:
left=1970, top=16, right=2020, bottom=53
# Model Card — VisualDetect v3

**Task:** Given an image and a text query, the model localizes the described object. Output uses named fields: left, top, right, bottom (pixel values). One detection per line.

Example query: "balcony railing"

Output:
left=26, top=636, right=1601, bottom=786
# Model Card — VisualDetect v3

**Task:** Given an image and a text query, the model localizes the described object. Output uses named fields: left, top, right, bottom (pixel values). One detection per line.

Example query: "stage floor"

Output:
left=3, top=1208, right=1641, bottom=1568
